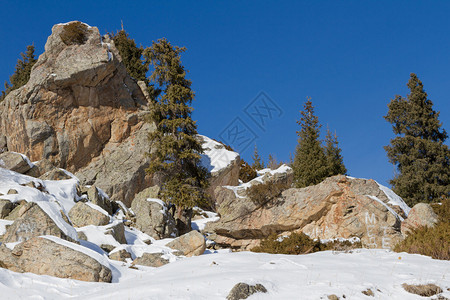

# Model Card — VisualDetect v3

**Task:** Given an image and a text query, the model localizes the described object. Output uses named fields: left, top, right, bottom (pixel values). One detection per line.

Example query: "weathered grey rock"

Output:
left=0, top=236, right=111, bottom=282
left=105, top=221, right=127, bottom=244
left=206, top=175, right=406, bottom=250
left=0, top=200, right=14, bottom=218
left=68, top=202, right=110, bottom=227
left=401, top=203, right=439, bottom=236
left=3, top=202, right=74, bottom=243
left=131, top=196, right=176, bottom=239
left=0, top=152, right=31, bottom=174
left=166, top=230, right=206, bottom=257
left=132, top=252, right=169, bottom=268
left=7, top=189, right=18, bottom=195
left=226, top=283, right=267, bottom=300
left=109, top=249, right=131, bottom=262
left=39, top=168, right=72, bottom=180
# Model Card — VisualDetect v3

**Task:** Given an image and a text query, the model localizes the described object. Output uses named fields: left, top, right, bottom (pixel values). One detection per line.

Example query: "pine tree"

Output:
left=267, top=154, right=281, bottom=170
left=144, top=38, right=209, bottom=234
left=324, top=127, right=347, bottom=176
left=385, top=73, right=450, bottom=206
left=251, top=144, right=265, bottom=170
left=1, top=45, right=36, bottom=101
left=293, top=98, right=328, bottom=188
left=111, top=29, right=148, bottom=83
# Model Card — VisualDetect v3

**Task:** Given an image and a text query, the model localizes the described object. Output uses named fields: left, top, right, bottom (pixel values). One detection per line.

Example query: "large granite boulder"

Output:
left=68, top=201, right=110, bottom=227
left=166, top=230, right=206, bottom=257
left=3, top=202, right=76, bottom=243
left=131, top=193, right=176, bottom=239
left=0, top=236, right=112, bottom=282
left=401, top=203, right=439, bottom=235
left=206, top=174, right=409, bottom=250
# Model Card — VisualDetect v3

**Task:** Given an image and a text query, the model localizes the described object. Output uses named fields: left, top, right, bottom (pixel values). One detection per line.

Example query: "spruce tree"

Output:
left=385, top=73, right=450, bottom=206
left=251, top=144, right=265, bottom=170
left=111, top=30, right=148, bottom=83
left=293, top=98, right=328, bottom=188
left=324, top=127, right=347, bottom=176
left=1, top=45, right=36, bottom=101
left=144, top=38, right=209, bottom=233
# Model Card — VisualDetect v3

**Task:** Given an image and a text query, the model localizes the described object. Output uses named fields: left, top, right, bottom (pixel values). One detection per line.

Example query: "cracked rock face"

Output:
left=0, top=21, right=155, bottom=206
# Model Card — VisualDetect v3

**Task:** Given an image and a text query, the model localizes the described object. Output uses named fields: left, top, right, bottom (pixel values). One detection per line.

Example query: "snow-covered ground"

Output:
left=0, top=158, right=447, bottom=299
left=0, top=249, right=448, bottom=299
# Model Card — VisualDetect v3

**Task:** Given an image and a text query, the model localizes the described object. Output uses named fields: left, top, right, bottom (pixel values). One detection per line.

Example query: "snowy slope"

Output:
left=0, top=249, right=448, bottom=299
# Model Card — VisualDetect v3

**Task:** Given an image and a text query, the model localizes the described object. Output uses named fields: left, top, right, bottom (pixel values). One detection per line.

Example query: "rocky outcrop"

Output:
left=401, top=203, right=439, bottom=235
left=166, top=230, right=206, bottom=257
left=0, top=21, right=155, bottom=207
left=68, top=202, right=110, bottom=227
left=0, top=236, right=112, bottom=282
left=3, top=202, right=75, bottom=243
left=206, top=174, right=408, bottom=250
left=131, top=195, right=176, bottom=239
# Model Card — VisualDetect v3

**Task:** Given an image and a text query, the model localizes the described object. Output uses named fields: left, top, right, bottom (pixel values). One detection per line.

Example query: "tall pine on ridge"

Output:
left=385, top=73, right=450, bottom=206
left=251, top=144, right=265, bottom=170
left=293, top=98, right=328, bottom=188
left=144, top=38, right=209, bottom=234
left=324, top=127, right=347, bottom=177
left=1, top=45, right=37, bottom=101
left=111, top=30, right=148, bottom=83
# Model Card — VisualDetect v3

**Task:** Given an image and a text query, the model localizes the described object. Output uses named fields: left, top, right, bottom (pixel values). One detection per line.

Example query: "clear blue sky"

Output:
left=1, top=1, right=449, bottom=185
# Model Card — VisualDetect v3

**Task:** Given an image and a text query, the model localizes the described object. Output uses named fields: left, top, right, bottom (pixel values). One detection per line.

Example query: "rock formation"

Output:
left=206, top=172, right=408, bottom=250
left=0, top=22, right=154, bottom=206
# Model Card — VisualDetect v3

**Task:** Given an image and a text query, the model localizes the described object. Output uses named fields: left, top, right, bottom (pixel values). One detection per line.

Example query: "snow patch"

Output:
left=199, top=135, right=239, bottom=173
left=376, top=182, right=411, bottom=216
left=367, top=195, right=404, bottom=222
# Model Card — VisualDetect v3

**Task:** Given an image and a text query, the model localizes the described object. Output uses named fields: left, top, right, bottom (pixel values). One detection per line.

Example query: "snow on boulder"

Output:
left=198, top=135, right=240, bottom=208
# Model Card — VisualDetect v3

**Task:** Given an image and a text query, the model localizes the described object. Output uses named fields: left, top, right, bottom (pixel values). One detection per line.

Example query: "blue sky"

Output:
left=1, top=1, right=449, bottom=185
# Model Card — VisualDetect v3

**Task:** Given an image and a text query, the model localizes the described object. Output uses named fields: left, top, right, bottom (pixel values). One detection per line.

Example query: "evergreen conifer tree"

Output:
left=385, top=73, right=450, bottom=206
left=111, top=30, right=148, bottom=82
left=1, top=45, right=36, bottom=101
left=251, top=144, right=265, bottom=170
left=144, top=38, right=209, bottom=233
left=293, top=98, right=328, bottom=188
left=324, top=127, right=347, bottom=176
